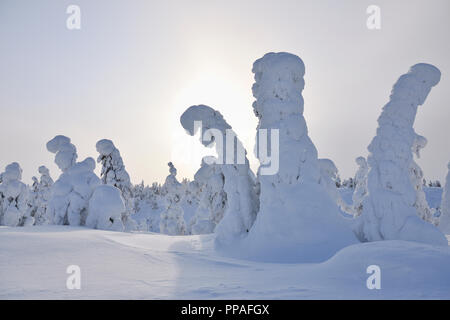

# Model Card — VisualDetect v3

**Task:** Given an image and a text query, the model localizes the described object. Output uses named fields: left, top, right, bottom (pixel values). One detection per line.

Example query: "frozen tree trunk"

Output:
left=96, top=139, right=136, bottom=230
left=357, top=64, right=447, bottom=246
left=180, top=105, right=259, bottom=245
left=438, top=162, right=450, bottom=234
left=242, top=52, right=357, bottom=262
left=352, top=157, right=368, bottom=217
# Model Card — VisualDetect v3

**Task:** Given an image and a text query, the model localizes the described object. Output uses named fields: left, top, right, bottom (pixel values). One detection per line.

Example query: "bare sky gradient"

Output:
left=1, top=0, right=449, bottom=185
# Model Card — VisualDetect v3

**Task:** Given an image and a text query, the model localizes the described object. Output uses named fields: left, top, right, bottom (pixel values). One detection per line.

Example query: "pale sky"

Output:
left=1, top=0, right=449, bottom=185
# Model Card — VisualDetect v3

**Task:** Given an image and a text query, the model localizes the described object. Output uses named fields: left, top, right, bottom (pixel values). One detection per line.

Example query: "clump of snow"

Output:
left=180, top=105, right=258, bottom=244
left=0, top=162, right=29, bottom=227
left=438, top=162, right=450, bottom=233
left=96, top=139, right=135, bottom=230
left=356, top=64, right=447, bottom=245
left=86, top=185, right=125, bottom=231
left=239, top=52, right=357, bottom=262
left=352, top=156, right=368, bottom=217
left=46, top=136, right=101, bottom=226
left=159, top=162, right=187, bottom=235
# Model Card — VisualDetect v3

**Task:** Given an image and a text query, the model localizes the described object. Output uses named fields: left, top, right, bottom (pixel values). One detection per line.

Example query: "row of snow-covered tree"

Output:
left=1, top=52, right=449, bottom=262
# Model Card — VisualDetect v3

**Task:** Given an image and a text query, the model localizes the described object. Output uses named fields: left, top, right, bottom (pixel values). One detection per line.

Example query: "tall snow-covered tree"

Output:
left=356, top=64, right=447, bottom=245
left=352, top=156, right=368, bottom=217
left=180, top=105, right=258, bottom=245
left=46, top=135, right=100, bottom=226
left=0, top=162, right=29, bottom=226
left=96, top=139, right=135, bottom=230
left=159, top=162, right=186, bottom=235
left=438, top=162, right=450, bottom=233
left=242, top=52, right=357, bottom=262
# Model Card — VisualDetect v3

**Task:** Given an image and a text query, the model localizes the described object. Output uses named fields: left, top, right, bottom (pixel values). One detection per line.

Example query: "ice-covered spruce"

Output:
left=241, top=52, right=357, bottom=263
left=27, top=166, right=54, bottom=225
left=438, top=162, right=450, bottom=234
left=0, top=162, right=29, bottom=226
left=96, top=139, right=136, bottom=230
left=180, top=105, right=259, bottom=246
left=352, top=157, right=368, bottom=217
left=357, top=64, right=447, bottom=246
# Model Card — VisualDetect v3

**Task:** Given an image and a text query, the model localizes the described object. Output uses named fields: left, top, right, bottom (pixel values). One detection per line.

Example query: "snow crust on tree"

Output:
left=0, top=162, right=29, bottom=227
left=318, top=158, right=352, bottom=215
left=357, top=63, right=447, bottom=246
left=239, top=52, right=357, bottom=262
left=180, top=105, right=258, bottom=245
left=352, top=157, right=368, bottom=217
left=409, top=134, right=436, bottom=224
left=27, top=166, right=54, bottom=225
left=438, top=162, right=450, bottom=234
left=159, top=162, right=186, bottom=235
left=96, top=139, right=135, bottom=230
left=86, top=185, right=125, bottom=231
left=46, top=136, right=101, bottom=226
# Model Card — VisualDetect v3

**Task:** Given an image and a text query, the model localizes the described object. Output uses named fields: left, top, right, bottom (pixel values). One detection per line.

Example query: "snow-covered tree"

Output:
left=188, top=157, right=227, bottom=235
left=352, top=156, right=368, bottom=217
left=159, top=162, right=186, bottom=235
left=27, top=166, right=54, bottom=225
left=318, top=158, right=352, bottom=215
left=180, top=105, right=258, bottom=245
left=438, top=162, right=450, bottom=234
left=46, top=135, right=100, bottom=226
left=356, top=64, right=447, bottom=245
left=0, top=162, right=29, bottom=226
left=96, top=139, right=135, bottom=230
left=241, top=52, right=357, bottom=262
left=410, top=134, right=436, bottom=224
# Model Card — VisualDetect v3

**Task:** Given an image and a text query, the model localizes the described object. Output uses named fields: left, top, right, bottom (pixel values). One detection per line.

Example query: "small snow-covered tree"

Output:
left=27, top=166, right=54, bottom=225
left=410, top=134, right=435, bottom=224
left=96, top=139, right=135, bottom=230
left=159, top=162, right=186, bottom=235
left=180, top=105, right=258, bottom=245
left=352, top=156, right=368, bottom=217
left=188, top=157, right=227, bottom=235
left=242, top=52, right=357, bottom=262
left=438, top=162, right=450, bottom=234
left=318, top=158, right=352, bottom=215
left=46, top=135, right=100, bottom=226
left=357, top=64, right=447, bottom=245
left=0, top=163, right=29, bottom=226
left=86, top=185, right=125, bottom=231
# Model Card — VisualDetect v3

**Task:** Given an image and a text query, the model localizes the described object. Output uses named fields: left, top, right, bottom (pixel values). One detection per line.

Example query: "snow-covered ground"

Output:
left=1, top=225, right=449, bottom=299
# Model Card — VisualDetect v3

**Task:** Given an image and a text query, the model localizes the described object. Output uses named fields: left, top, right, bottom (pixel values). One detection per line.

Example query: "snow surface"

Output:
left=1, top=225, right=449, bottom=299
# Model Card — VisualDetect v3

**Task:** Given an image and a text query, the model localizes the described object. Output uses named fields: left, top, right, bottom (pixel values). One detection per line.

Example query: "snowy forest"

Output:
left=1, top=51, right=450, bottom=300
left=1, top=53, right=449, bottom=245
